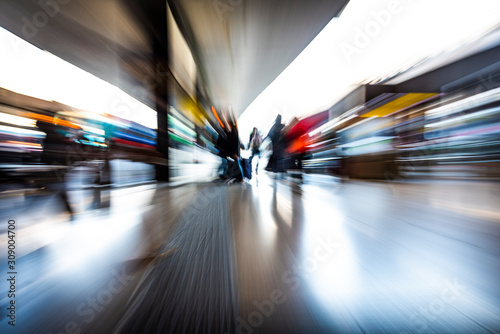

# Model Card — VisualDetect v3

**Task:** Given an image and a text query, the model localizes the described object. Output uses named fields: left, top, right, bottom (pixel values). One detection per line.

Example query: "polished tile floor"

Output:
left=0, top=173, right=499, bottom=333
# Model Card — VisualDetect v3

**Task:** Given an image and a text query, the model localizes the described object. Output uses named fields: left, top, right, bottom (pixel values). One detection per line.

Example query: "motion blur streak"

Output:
left=2, top=175, right=499, bottom=333
left=1, top=0, right=500, bottom=333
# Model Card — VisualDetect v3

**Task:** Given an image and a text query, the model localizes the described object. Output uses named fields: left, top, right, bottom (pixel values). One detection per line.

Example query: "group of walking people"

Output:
left=216, top=114, right=285, bottom=182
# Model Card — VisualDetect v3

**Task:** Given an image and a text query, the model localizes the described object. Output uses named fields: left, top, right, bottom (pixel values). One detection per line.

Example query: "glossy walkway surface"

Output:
left=1, top=173, right=499, bottom=333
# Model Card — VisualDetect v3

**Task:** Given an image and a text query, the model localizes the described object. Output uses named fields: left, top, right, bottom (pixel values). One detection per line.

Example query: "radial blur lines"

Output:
left=113, top=185, right=237, bottom=334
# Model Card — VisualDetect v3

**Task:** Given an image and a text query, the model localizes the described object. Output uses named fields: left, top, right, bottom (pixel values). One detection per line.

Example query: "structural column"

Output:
left=152, top=1, right=170, bottom=182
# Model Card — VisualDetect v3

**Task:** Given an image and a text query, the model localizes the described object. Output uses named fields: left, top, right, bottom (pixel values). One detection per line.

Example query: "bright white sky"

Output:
left=0, top=27, right=157, bottom=129
left=238, top=0, right=500, bottom=139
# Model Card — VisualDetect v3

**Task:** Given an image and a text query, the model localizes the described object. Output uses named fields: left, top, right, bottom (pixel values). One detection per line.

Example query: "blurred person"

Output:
left=215, top=128, right=229, bottom=179
left=248, top=127, right=263, bottom=174
left=265, top=114, right=285, bottom=172
left=36, top=120, right=77, bottom=216
left=225, top=118, right=246, bottom=183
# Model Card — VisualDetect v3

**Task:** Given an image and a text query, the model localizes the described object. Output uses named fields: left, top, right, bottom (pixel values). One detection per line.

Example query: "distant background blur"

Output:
left=0, top=0, right=500, bottom=189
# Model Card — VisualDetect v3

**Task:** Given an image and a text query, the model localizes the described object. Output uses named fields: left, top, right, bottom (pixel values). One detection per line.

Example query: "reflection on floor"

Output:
left=0, top=173, right=499, bottom=333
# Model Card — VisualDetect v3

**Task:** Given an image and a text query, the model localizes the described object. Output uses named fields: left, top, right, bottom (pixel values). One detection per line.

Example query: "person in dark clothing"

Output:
left=36, top=120, right=76, bottom=216
left=225, top=124, right=240, bottom=159
left=268, top=115, right=284, bottom=146
left=215, top=117, right=245, bottom=182
left=266, top=114, right=285, bottom=172
left=225, top=119, right=245, bottom=182
left=216, top=129, right=229, bottom=178
left=248, top=127, right=262, bottom=173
